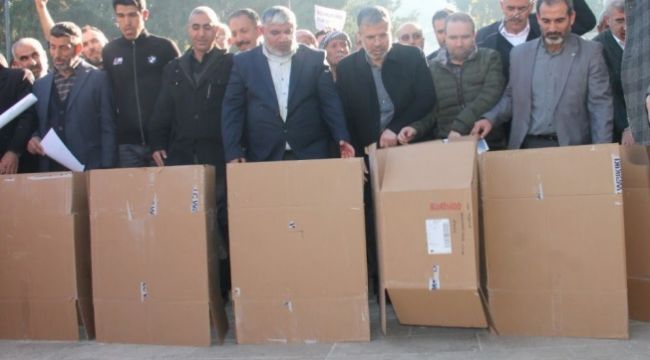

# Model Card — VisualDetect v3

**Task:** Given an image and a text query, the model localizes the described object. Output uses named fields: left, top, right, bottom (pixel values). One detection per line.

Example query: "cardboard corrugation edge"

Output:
left=367, top=143, right=389, bottom=334
left=66, top=172, right=94, bottom=340
left=621, top=145, right=650, bottom=322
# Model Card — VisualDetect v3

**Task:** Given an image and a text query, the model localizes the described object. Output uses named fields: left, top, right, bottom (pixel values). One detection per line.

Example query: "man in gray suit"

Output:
left=472, top=0, right=613, bottom=149
left=27, top=22, right=116, bottom=171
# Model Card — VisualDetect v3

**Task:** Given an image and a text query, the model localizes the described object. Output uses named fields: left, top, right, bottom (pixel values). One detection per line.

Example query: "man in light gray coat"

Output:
left=472, top=0, right=613, bottom=149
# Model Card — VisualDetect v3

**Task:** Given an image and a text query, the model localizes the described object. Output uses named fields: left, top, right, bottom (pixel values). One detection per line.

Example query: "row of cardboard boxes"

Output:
left=0, top=140, right=648, bottom=346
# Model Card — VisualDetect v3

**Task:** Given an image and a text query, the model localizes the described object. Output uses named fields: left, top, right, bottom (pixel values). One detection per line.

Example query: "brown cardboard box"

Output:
left=88, top=165, right=227, bottom=346
left=0, top=172, right=93, bottom=340
left=621, top=145, right=650, bottom=321
left=369, top=140, right=488, bottom=334
left=227, top=159, right=369, bottom=344
left=480, top=144, right=628, bottom=338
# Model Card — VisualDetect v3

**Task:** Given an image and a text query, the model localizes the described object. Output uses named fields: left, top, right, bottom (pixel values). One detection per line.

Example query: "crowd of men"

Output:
left=1, top=0, right=649, bottom=295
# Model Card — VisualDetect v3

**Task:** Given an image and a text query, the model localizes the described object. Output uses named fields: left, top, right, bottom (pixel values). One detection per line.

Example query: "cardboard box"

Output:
left=369, top=140, right=488, bottom=334
left=88, top=165, right=227, bottom=346
left=0, top=172, right=93, bottom=340
left=480, top=144, right=628, bottom=338
left=227, top=159, right=369, bottom=344
left=621, top=145, right=650, bottom=321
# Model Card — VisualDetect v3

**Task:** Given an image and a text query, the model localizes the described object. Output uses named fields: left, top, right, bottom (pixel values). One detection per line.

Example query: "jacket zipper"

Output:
left=132, top=40, right=146, bottom=146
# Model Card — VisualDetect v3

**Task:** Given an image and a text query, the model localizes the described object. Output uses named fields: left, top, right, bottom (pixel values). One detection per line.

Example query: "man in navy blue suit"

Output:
left=221, top=6, right=354, bottom=162
left=27, top=22, right=116, bottom=171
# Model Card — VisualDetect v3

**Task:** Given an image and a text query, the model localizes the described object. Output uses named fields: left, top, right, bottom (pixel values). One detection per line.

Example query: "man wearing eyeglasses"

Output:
left=396, top=22, right=425, bottom=51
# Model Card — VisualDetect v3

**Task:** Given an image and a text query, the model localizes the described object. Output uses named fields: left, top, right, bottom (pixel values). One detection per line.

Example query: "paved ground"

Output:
left=2, top=301, right=649, bottom=360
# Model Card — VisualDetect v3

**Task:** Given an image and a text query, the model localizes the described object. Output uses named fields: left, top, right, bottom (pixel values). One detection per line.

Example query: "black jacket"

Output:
left=336, top=44, right=436, bottom=153
left=476, top=0, right=596, bottom=82
left=102, top=30, right=180, bottom=146
left=0, top=67, right=36, bottom=156
left=149, top=49, right=233, bottom=169
left=593, top=30, right=627, bottom=142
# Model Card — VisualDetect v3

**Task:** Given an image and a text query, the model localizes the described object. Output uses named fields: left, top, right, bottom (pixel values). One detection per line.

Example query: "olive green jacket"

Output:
left=410, top=47, right=505, bottom=141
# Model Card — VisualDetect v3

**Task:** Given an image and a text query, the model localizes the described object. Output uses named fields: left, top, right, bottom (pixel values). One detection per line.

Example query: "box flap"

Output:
left=388, top=288, right=487, bottom=328
left=480, top=144, right=622, bottom=199
left=369, top=140, right=477, bottom=193
left=227, top=158, right=364, bottom=209
left=88, top=165, right=215, bottom=217
left=0, top=172, right=86, bottom=216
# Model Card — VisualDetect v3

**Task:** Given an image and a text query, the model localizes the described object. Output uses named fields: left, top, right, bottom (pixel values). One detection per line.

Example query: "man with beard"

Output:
left=27, top=22, right=116, bottom=171
left=476, top=0, right=595, bottom=83
left=227, top=8, right=262, bottom=53
left=80, top=26, right=109, bottom=68
left=35, top=0, right=108, bottom=68
left=593, top=0, right=630, bottom=144
left=471, top=0, right=612, bottom=149
left=319, top=31, right=351, bottom=82
left=11, top=38, right=49, bottom=80
left=335, top=5, right=435, bottom=296
left=221, top=6, right=354, bottom=162
left=397, top=13, right=505, bottom=148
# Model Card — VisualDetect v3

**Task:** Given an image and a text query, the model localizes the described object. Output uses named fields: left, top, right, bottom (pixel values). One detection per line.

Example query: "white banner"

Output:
left=314, top=5, right=346, bottom=31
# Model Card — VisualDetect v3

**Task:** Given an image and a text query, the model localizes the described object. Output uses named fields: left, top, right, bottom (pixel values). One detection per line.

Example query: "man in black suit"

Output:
left=336, top=6, right=436, bottom=154
left=0, top=58, right=36, bottom=174
left=476, top=0, right=596, bottom=83
left=335, top=5, right=436, bottom=296
left=593, top=0, right=632, bottom=144
left=221, top=6, right=354, bottom=163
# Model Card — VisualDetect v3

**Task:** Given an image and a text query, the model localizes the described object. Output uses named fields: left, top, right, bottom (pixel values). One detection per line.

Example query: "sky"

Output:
left=395, top=0, right=450, bottom=54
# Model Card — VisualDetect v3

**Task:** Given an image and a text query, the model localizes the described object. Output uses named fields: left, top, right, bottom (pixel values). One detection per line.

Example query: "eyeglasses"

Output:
left=399, top=32, right=423, bottom=42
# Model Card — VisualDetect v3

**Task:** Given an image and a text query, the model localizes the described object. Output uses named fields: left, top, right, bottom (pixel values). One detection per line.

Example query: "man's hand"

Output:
left=34, top=0, right=48, bottom=10
left=152, top=150, right=167, bottom=167
left=0, top=151, right=19, bottom=175
left=621, top=128, right=636, bottom=146
left=229, top=157, right=246, bottom=164
left=27, top=136, right=45, bottom=156
left=339, top=140, right=355, bottom=158
left=448, top=130, right=462, bottom=140
left=470, top=119, right=493, bottom=139
left=379, top=129, right=398, bottom=148
left=397, top=126, right=418, bottom=145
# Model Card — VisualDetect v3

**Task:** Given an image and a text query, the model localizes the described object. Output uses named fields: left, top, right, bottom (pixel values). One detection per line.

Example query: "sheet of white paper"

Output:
left=0, top=93, right=38, bottom=130
left=40, top=128, right=85, bottom=172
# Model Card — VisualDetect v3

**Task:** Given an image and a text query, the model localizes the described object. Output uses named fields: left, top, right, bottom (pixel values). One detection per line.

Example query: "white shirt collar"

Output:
left=499, top=21, right=531, bottom=47
left=612, top=33, right=625, bottom=49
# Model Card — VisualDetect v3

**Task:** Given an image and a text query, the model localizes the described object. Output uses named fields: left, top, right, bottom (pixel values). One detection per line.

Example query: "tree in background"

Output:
left=1, top=0, right=409, bottom=56
left=450, top=0, right=604, bottom=29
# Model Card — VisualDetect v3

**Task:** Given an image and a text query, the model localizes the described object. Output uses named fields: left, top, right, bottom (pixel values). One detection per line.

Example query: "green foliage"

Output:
left=450, top=0, right=606, bottom=29
left=1, top=0, right=413, bottom=56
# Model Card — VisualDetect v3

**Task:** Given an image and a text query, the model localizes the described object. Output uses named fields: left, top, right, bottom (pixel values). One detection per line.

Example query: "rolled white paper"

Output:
left=0, top=93, right=38, bottom=130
